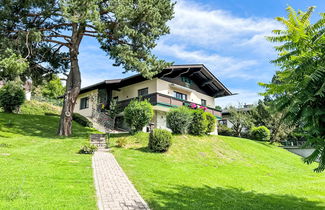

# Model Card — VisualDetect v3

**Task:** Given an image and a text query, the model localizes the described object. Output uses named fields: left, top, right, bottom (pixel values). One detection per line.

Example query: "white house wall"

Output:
left=112, top=78, right=158, bottom=100
left=74, top=89, right=98, bottom=118
left=156, top=79, right=215, bottom=108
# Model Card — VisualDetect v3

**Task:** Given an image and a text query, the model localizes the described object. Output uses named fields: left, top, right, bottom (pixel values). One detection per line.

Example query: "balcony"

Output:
left=117, top=92, right=222, bottom=118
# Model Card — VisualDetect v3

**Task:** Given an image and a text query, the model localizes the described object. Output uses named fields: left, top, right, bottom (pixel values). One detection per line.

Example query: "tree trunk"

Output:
left=57, top=49, right=81, bottom=136
left=57, top=24, right=83, bottom=136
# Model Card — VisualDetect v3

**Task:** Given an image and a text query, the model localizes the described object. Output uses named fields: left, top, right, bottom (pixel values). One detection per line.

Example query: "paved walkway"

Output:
left=92, top=150, right=150, bottom=210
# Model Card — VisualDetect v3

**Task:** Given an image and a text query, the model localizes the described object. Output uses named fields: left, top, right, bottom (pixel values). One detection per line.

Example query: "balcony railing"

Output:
left=117, top=92, right=222, bottom=117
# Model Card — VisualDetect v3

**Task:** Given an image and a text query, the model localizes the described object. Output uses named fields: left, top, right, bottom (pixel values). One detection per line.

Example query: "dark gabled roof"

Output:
left=159, top=64, right=232, bottom=97
left=80, top=64, right=233, bottom=97
left=79, top=79, right=122, bottom=94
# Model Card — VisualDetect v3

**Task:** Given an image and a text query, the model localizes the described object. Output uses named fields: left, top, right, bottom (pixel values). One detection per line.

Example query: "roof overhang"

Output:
left=158, top=64, right=232, bottom=98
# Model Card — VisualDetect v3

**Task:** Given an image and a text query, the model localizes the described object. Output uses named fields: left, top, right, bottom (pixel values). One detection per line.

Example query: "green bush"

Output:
left=72, top=113, right=93, bottom=127
left=250, top=126, right=271, bottom=141
left=0, top=81, right=25, bottom=113
left=204, top=112, right=217, bottom=134
left=148, top=129, right=172, bottom=152
left=78, top=144, right=97, bottom=154
left=167, top=106, right=193, bottom=134
left=189, top=109, right=208, bottom=136
left=116, top=137, right=127, bottom=148
left=217, top=124, right=234, bottom=136
left=124, top=99, right=154, bottom=133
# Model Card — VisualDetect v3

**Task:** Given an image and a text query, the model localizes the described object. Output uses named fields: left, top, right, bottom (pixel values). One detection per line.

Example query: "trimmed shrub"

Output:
left=166, top=106, right=193, bottom=134
left=72, top=113, right=93, bottom=127
left=250, top=126, right=270, bottom=141
left=204, top=112, right=217, bottom=134
left=148, top=129, right=172, bottom=152
left=78, top=144, right=97, bottom=154
left=189, top=109, right=208, bottom=136
left=217, top=124, right=234, bottom=136
left=124, top=99, right=154, bottom=133
left=0, top=81, right=25, bottom=113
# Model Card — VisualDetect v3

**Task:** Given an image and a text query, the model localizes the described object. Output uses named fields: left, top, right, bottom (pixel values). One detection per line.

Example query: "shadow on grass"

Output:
left=149, top=185, right=323, bottom=210
left=0, top=113, right=95, bottom=139
left=108, top=133, right=131, bottom=138
left=132, top=146, right=152, bottom=153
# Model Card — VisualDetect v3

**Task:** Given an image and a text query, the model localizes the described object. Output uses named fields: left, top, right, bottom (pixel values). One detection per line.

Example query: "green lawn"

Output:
left=0, top=113, right=97, bottom=209
left=110, top=133, right=325, bottom=210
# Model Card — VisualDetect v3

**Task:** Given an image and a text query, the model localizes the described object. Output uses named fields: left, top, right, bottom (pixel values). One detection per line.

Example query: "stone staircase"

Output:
left=86, top=112, right=128, bottom=134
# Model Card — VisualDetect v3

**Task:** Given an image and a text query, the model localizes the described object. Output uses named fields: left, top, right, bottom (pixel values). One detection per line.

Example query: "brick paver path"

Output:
left=92, top=150, right=150, bottom=210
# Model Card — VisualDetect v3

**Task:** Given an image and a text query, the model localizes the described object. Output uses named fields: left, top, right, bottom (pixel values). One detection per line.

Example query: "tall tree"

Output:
left=252, top=98, right=294, bottom=143
left=0, top=0, right=174, bottom=136
left=260, top=6, right=325, bottom=172
left=227, top=105, right=253, bottom=137
left=41, top=75, right=65, bottom=99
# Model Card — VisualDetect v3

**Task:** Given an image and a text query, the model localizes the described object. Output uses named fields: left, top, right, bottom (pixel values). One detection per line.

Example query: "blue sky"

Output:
left=78, top=0, right=325, bottom=107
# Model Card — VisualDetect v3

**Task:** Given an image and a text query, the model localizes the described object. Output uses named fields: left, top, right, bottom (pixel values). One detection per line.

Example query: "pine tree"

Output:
left=0, top=0, right=174, bottom=136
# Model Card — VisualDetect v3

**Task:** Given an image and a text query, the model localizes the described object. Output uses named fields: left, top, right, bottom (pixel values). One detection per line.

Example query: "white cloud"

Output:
left=216, top=89, right=263, bottom=108
left=155, top=41, right=271, bottom=80
left=152, top=0, right=280, bottom=80
left=168, top=0, right=280, bottom=50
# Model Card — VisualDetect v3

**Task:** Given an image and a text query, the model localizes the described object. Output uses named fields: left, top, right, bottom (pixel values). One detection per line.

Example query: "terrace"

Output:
left=117, top=92, right=222, bottom=118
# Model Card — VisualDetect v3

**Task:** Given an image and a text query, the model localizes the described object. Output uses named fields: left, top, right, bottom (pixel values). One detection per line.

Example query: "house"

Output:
left=74, top=64, right=232, bottom=133
left=219, top=104, right=254, bottom=129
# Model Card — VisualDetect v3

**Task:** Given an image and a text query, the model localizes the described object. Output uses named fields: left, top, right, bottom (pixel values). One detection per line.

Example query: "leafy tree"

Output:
left=215, top=105, right=222, bottom=111
left=260, top=6, right=325, bottom=172
left=0, top=49, right=28, bottom=81
left=189, top=109, right=208, bottom=136
left=167, top=106, right=193, bottom=134
left=41, top=75, right=65, bottom=99
left=204, top=112, right=217, bottom=134
left=124, top=99, right=154, bottom=133
left=0, top=81, right=25, bottom=113
left=0, top=0, right=174, bottom=136
left=227, top=105, right=253, bottom=137
left=252, top=99, right=294, bottom=143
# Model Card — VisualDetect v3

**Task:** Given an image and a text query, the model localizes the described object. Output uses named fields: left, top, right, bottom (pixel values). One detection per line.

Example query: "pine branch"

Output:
left=42, top=39, right=70, bottom=47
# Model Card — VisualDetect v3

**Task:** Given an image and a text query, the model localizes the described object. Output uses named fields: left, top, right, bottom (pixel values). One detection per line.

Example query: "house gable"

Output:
left=160, top=74, right=210, bottom=96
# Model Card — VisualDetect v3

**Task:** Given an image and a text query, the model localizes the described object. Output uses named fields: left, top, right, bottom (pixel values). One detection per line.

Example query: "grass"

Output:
left=0, top=112, right=98, bottom=209
left=110, top=133, right=325, bottom=210
left=0, top=100, right=61, bottom=115
left=19, top=100, right=61, bottom=115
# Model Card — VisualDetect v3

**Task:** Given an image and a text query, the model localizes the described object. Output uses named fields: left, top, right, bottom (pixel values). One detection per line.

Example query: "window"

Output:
left=181, top=76, right=193, bottom=84
left=138, top=88, right=148, bottom=97
left=201, top=99, right=207, bottom=106
left=174, top=91, right=187, bottom=101
left=80, top=97, right=89, bottom=110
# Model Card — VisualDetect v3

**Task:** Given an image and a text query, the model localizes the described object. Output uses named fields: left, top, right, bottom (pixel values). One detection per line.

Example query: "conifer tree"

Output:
left=0, top=0, right=174, bottom=135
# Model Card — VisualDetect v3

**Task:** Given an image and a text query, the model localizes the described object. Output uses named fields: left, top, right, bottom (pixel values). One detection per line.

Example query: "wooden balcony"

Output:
left=117, top=92, right=222, bottom=117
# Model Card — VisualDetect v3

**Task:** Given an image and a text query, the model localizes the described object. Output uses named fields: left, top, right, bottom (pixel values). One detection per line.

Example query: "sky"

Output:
left=77, top=0, right=325, bottom=108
